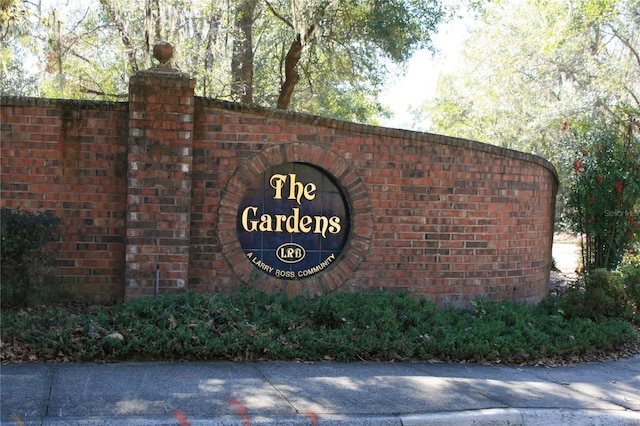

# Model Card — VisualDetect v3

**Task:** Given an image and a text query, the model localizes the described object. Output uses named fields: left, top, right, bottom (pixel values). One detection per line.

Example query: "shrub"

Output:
left=2, top=290, right=637, bottom=364
left=619, top=254, right=640, bottom=321
left=0, top=208, right=60, bottom=307
left=561, top=118, right=640, bottom=271
left=549, top=263, right=640, bottom=324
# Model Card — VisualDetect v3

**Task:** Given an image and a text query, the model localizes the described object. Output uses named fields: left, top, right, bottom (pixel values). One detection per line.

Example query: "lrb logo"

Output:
left=276, top=243, right=306, bottom=264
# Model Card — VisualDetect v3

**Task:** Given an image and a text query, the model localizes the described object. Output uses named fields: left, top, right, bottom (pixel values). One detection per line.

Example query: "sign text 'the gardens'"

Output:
left=240, top=173, right=341, bottom=238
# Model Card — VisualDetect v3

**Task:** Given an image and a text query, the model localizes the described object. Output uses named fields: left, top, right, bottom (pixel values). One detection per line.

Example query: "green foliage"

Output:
left=620, top=254, right=640, bottom=309
left=280, top=45, right=393, bottom=124
left=0, top=0, right=39, bottom=96
left=0, top=208, right=60, bottom=308
left=0, top=0, right=30, bottom=42
left=561, top=119, right=640, bottom=271
left=422, top=0, right=640, bottom=166
left=358, top=0, right=445, bottom=62
left=2, top=289, right=637, bottom=364
left=3, top=0, right=449, bottom=123
left=543, top=258, right=640, bottom=323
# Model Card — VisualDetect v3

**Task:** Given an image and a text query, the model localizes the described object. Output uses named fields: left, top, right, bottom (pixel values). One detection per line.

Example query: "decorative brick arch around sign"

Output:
left=218, top=142, right=373, bottom=296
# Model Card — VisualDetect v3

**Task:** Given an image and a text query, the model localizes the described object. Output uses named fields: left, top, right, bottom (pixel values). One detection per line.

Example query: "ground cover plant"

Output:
left=2, top=285, right=638, bottom=365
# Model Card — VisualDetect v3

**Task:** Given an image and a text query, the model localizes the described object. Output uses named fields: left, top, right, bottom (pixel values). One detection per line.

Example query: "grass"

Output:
left=1, top=287, right=637, bottom=364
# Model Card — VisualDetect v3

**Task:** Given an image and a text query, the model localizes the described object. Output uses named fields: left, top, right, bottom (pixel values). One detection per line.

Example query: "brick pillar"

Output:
left=125, top=42, right=195, bottom=299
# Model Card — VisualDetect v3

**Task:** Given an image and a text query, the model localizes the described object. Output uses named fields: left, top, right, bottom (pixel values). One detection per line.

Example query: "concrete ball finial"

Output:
left=153, top=41, right=173, bottom=66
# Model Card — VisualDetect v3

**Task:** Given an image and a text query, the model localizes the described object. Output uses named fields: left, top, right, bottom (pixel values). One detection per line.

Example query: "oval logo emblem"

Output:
left=276, top=243, right=306, bottom=264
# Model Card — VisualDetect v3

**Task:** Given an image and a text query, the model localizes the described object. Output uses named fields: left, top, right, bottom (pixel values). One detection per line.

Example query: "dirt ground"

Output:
left=550, top=233, right=581, bottom=296
left=552, top=234, right=580, bottom=275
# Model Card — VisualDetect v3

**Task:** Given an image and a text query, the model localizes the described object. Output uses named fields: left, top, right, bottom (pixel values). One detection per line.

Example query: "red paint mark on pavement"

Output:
left=227, top=397, right=250, bottom=426
left=305, top=412, right=319, bottom=425
left=173, top=411, right=190, bottom=426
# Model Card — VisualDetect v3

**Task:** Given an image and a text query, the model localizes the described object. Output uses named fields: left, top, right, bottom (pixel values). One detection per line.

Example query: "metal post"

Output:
left=155, top=265, right=160, bottom=297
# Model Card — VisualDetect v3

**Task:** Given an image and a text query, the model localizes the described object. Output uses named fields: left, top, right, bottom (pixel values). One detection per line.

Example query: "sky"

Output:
left=380, top=14, right=473, bottom=131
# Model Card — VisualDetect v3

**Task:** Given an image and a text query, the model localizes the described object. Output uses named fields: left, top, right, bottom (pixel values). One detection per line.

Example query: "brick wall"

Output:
left=192, top=100, right=557, bottom=306
left=1, top=98, right=128, bottom=303
left=1, top=67, right=558, bottom=306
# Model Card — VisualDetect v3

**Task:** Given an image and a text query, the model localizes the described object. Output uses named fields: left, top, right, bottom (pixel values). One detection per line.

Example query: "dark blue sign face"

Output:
left=237, top=162, right=351, bottom=280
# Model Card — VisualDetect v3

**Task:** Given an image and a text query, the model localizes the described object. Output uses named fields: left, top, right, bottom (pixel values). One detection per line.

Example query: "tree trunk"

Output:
left=277, top=35, right=303, bottom=110
left=231, top=0, right=258, bottom=104
left=144, top=0, right=152, bottom=69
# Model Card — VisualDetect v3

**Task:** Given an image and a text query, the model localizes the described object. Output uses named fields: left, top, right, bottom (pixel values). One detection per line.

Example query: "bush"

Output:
left=561, top=119, right=640, bottom=272
left=548, top=261, right=640, bottom=324
left=1, top=289, right=637, bottom=364
left=0, top=208, right=60, bottom=308
left=619, top=254, right=640, bottom=320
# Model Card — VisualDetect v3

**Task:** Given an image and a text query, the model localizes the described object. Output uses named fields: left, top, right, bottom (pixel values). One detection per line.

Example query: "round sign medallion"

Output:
left=237, top=162, right=351, bottom=280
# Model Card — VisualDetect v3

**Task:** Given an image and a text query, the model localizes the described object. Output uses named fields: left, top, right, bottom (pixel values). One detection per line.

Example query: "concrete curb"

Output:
left=7, top=409, right=640, bottom=426
left=402, top=408, right=640, bottom=426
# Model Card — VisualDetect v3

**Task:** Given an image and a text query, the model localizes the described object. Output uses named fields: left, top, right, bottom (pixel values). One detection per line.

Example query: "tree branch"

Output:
left=80, top=86, right=128, bottom=99
left=277, top=34, right=302, bottom=109
left=98, top=0, right=139, bottom=72
left=611, top=28, right=640, bottom=72
left=264, top=0, right=293, bottom=29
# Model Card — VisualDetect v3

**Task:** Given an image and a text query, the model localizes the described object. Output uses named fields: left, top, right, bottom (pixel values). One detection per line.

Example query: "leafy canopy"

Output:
left=419, top=0, right=640, bottom=163
left=2, top=0, right=451, bottom=123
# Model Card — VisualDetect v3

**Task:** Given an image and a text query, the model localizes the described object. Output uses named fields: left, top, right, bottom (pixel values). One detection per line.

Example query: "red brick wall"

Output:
left=1, top=70, right=558, bottom=306
left=192, top=99, right=557, bottom=306
left=1, top=98, right=128, bottom=303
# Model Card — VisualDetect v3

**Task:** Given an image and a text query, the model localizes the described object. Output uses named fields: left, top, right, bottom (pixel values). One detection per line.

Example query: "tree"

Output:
left=561, top=116, right=640, bottom=271
left=231, top=0, right=259, bottom=104
left=262, top=0, right=447, bottom=110
left=0, top=0, right=27, bottom=43
left=3, top=0, right=450, bottom=123
left=419, top=0, right=640, bottom=163
left=1, top=0, right=40, bottom=96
